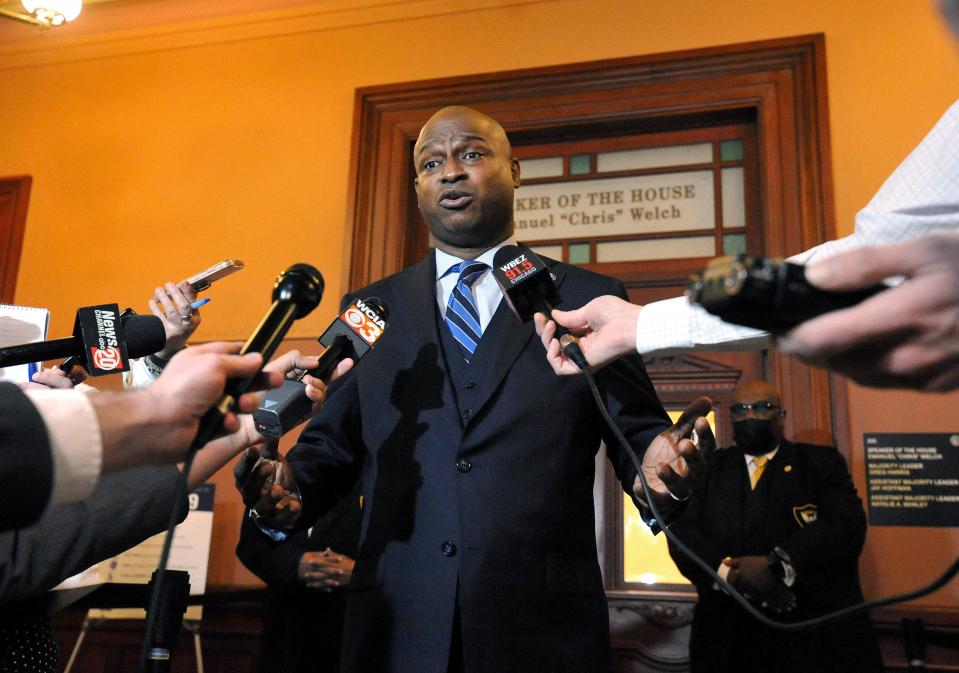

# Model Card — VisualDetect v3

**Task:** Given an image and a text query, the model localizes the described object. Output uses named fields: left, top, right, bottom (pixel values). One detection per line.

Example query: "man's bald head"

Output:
left=732, top=380, right=782, bottom=408
left=414, top=106, right=513, bottom=161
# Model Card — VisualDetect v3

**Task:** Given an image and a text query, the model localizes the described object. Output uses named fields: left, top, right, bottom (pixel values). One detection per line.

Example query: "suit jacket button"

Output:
left=463, top=380, right=476, bottom=389
left=462, top=409, right=472, bottom=419
left=456, top=459, right=472, bottom=473
left=441, top=540, right=457, bottom=557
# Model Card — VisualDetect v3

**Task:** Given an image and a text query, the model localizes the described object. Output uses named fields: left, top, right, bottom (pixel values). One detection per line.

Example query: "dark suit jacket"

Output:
left=0, top=464, right=188, bottom=672
left=668, top=440, right=883, bottom=673
left=0, top=383, right=54, bottom=531
left=0, top=464, right=187, bottom=607
left=286, top=251, right=669, bottom=673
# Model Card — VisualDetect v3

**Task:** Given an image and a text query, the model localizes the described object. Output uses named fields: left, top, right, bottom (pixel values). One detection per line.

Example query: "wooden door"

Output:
left=0, top=176, right=31, bottom=303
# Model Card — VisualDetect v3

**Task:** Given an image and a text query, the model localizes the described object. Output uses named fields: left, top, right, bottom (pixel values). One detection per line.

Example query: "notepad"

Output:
left=0, top=303, right=51, bottom=383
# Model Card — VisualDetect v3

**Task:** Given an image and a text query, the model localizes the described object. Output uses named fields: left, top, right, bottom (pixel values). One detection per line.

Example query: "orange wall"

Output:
left=1, top=0, right=957, bottom=599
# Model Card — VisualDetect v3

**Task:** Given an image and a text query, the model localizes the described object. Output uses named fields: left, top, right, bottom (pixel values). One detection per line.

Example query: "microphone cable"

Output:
left=576, top=358, right=959, bottom=632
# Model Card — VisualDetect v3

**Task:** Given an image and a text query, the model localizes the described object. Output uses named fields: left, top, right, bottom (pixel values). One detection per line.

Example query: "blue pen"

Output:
left=190, top=298, right=212, bottom=310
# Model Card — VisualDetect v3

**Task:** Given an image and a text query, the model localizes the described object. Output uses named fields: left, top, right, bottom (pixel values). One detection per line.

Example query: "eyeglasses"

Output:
left=729, top=401, right=782, bottom=418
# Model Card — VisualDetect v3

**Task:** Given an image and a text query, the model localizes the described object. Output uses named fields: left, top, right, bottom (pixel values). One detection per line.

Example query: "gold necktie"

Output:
left=750, top=455, right=768, bottom=490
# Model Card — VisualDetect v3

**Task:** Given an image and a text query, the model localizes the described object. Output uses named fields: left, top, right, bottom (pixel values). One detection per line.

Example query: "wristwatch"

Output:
left=766, top=546, right=796, bottom=586
left=765, top=551, right=786, bottom=579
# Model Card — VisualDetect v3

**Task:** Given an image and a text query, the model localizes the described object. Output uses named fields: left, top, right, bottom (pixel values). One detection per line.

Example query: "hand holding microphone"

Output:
left=253, top=297, right=388, bottom=438
left=190, top=263, right=324, bottom=449
left=534, top=295, right=642, bottom=375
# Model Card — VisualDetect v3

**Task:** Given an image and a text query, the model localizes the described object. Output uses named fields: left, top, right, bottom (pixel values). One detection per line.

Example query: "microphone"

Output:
left=0, top=311, right=166, bottom=375
left=138, top=263, right=323, bottom=673
left=253, top=297, right=388, bottom=437
left=191, top=263, right=324, bottom=448
left=491, top=245, right=589, bottom=370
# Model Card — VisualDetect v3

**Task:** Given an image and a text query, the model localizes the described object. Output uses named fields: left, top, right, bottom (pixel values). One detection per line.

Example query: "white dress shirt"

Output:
left=636, top=98, right=959, bottom=355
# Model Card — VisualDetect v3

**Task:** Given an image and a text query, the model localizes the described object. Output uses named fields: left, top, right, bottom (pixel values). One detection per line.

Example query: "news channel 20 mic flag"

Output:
left=0, top=306, right=165, bottom=375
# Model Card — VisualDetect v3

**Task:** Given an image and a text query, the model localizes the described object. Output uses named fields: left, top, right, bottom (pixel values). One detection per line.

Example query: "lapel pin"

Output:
left=784, top=465, right=792, bottom=472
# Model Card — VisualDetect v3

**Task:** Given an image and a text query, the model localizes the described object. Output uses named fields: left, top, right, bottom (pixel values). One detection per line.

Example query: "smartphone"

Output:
left=686, top=254, right=886, bottom=332
left=186, top=260, right=245, bottom=292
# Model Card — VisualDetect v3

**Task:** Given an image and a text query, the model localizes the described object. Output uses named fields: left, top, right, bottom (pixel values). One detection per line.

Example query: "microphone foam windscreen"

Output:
left=121, top=314, right=166, bottom=358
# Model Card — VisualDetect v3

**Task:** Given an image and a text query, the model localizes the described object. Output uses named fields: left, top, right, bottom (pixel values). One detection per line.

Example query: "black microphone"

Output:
left=191, top=263, right=324, bottom=448
left=139, top=265, right=323, bottom=673
left=253, top=297, right=388, bottom=437
left=0, top=312, right=165, bottom=373
left=491, top=245, right=589, bottom=370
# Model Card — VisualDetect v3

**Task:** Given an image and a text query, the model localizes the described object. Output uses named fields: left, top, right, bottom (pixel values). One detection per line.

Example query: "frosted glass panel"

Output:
left=622, top=409, right=714, bottom=585
left=569, top=154, right=591, bottom=175
left=597, top=143, right=712, bottom=173
left=529, top=244, right=563, bottom=261
left=569, top=243, right=590, bottom=265
left=723, top=233, right=746, bottom=254
left=720, top=139, right=743, bottom=161
left=721, top=167, right=745, bottom=229
left=520, top=157, right=564, bottom=179
left=622, top=492, right=690, bottom=585
left=596, top=236, right=715, bottom=263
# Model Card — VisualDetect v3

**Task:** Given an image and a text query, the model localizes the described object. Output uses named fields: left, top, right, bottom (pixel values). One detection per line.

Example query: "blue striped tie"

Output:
left=445, top=260, right=487, bottom=362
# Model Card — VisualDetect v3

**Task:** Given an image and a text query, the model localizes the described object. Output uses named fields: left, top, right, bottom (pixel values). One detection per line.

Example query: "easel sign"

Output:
left=88, top=483, right=216, bottom=620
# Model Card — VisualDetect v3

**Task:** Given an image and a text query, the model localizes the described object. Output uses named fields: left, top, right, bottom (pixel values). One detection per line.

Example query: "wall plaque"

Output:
left=865, top=433, right=959, bottom=526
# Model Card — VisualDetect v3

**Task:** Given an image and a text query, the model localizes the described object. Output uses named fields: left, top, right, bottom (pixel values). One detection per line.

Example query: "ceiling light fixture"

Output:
left=0, top=0, right=82, bottom=28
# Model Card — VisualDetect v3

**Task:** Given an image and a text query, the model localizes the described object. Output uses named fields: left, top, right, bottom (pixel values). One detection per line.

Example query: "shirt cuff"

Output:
left=24, top=388, right=102, bottom=505
left=635, top=297, right=695, bottom=355
left=717, top=562, right=731, bottom=582
left=637, top=296, right=771, bottom=355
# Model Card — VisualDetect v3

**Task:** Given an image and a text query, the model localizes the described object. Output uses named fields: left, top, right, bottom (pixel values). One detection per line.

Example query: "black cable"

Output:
left=137, top=445, right=198, bottom=672
left=579, top=364, right=959, bottom=631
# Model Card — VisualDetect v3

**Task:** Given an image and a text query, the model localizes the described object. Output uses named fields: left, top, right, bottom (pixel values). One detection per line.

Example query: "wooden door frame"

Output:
left=0, top=176, right=31, bottom=304
left=345, top=33, right=845, bottom=452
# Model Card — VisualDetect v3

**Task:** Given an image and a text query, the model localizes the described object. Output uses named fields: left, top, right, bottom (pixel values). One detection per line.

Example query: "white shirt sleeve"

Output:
left=635, top=296, right=770, bottom=356
left=796, top=98, right=959, bottom=265
left=23, top=388, right=102, bottom=506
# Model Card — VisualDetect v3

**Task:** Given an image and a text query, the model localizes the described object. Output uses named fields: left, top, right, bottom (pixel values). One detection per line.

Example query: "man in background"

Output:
left=667, top=380, right=883, bottom=673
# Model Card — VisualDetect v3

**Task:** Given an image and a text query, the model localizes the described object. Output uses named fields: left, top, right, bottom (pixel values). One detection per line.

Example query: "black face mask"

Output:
left=732, top=419, right=778, bottom=455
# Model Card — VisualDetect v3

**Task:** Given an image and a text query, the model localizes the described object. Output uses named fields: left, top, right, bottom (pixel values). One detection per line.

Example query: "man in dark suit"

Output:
left=241, top=105, right=707, bottom=673
left=237, top=476, right=362, bottom=673
left=668, top=379, right=883, bottom=673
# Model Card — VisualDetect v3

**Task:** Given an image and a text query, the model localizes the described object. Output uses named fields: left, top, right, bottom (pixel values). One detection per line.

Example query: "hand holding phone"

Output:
left=186, top=260, right=245, bottom=292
